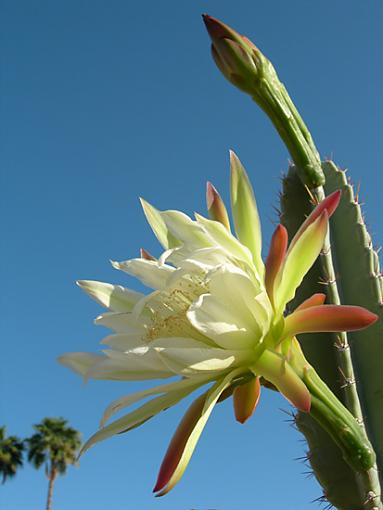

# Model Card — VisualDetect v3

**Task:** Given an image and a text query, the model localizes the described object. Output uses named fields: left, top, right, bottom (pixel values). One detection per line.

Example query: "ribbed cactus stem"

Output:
left=312, top=186, right=382, bottom=510
left=312, top=186, right=363, bottom=416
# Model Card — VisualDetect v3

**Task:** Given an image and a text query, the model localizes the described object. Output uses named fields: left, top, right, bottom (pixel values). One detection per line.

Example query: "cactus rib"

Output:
left=281, top=168, right=382, bottom=510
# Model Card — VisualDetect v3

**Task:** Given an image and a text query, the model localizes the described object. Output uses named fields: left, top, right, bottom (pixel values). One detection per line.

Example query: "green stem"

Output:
left=247, top=56, right=324, bottom=188
left=304, top=367, right=375, bottom=471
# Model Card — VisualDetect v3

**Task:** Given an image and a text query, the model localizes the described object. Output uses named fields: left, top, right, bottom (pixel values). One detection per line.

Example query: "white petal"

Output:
left=208, top=265, right=272, bottom=336
left=111, top=258, right=175, bottom=290
left=81, top=381, right=207, bottom=455
left=160, top=210, right=209, bottom=251
left=187, top=266, right=269, bottom=350
left=151, top=337, right=247, bottom=374
left=155, top=347, right=245, bottom=375
left=86, top=356, right=173, bottom=381
left=77, top=280, right=144, bottom=312
left=95, top=311, right=151, bottom=333
left=100, top=375, right=213, bottom=426
left=195, top=214, right=254, bottom=268
left=174, top=247, right=232, bottom=273
left=140, top=198, right=180, bottom=249
left=103, top=345, right=172, bottom=374
left=100, top=332, right=146, bottom=351
left=58, top=352, right=104, bottom=376
left=187, top=294, right=257, bottom=350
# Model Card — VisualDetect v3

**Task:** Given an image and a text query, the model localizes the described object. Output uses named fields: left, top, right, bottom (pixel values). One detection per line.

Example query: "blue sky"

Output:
left=2, top=1, right=382, bottom=509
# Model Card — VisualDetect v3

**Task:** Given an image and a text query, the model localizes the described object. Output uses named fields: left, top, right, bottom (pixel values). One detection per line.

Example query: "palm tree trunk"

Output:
left=46, top=468, right=57, bottom=510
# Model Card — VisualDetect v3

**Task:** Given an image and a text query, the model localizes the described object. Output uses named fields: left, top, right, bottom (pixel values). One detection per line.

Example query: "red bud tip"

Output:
left=206, top=181, right=216, bottom=210
left=202, top=14, right=230, bottom=40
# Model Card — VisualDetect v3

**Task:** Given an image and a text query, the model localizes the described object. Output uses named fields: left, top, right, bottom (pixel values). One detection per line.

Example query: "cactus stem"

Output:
left=312, top=185, right=382, bottom=510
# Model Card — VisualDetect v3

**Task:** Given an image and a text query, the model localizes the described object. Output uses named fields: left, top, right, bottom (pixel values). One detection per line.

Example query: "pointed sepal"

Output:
left=274, top=211, right=328, bottom=314
left=283, top=305, right=378, bottom=338
left=295, top=293, right=326, bottom=311
left=233, top=376, right=261, bottom=424
left=289, top=190, right=341, bottom=251
left=153, top=370, right=239, bottom=496
left=230, top=150, right=264, bottom=277
left=253, top=349, right=311, bottom=412
left=265, top=224, right=288, bottom=305
left=206, top=182, right=231, bottom=231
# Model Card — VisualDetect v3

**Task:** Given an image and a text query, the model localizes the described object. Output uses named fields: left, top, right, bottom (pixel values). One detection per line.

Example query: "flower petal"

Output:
left=230, top=150, right=264, bottom=278
left=195, top=213, right=254, bottom=268
left=152, top=337, right=248, bottom=375
left=274, top=211, right=328, bottom=314
left=187, top=294, right=259, bottom=351
left=85, top=359, right=173, bottom=380
left=283, top=305, right=378, bottom=338
left=95, top=311, right=151, bottom=333
left=153, top=369, right=241, bottom=496
left=160, top=210, right=209, bottom=251
left=172, top=247, right=231, bottom=274
left=60, top=346, right=173, bottom=382
left=253, top=349, right=311, bottom=412
left=101, top=375, right=213, bottom=426
left=77, top=280, right=144, bottom=312
left=140, top=198, right=180, bottom=249
left=208, top=265, right=271, bottom=327
left=102, top=346, right=173, bottom=376
left=81, top=382, right=206, bottom=456
left=187, top=265, right=271, bottom=350
left=100, top=332, right=146, bottom=351
left=111, top=258, right=175, bottom=290
left=264, top=224, right=288, bottom=304
left=58, top=352, right=104, bottom=377
left=233, top=376, right=261, bottom=424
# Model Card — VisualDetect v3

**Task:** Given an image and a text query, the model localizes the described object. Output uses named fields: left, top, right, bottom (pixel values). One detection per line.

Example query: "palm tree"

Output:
left=26, top=418, right=81, bottom=510
left=0, top=426, right=24, bottom=483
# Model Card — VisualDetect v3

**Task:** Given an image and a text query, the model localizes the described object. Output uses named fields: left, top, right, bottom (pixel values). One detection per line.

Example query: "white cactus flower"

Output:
left=59, top=151, right=376, bottom=496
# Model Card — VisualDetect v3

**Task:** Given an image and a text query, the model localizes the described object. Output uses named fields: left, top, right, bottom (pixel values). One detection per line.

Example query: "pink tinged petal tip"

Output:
left=284, top=305, right=378, bottom=339
left=140, top=248, right=156, bottom=261
left=206, top=182, right=231, bottom=231
left=265, top=224, right=288, bottom=303
left=290, top=190, right=341, bottom=250
left=233, top=377, right=261, bottom=424
left=153, top=392, right=207, bottom=496
left=295, top=293, right=326, bottom=312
